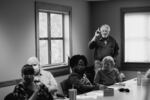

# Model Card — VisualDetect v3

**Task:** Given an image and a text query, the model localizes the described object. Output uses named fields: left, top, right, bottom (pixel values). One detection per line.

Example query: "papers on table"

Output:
left=76, top=90, right=103, bottom=100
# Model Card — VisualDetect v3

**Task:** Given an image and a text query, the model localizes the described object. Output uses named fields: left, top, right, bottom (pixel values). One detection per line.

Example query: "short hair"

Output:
left=94, top=58, right=101, bottom=62
left=94, top=59, right=101, bottom=64
left=102, top=56, right=115, bottom=66
left=69, top=55, right=88, bottom=69
left=26, top=56, right=39, bottom=65
left=21, top=64, right=34, bottom=75
left=100, top=24, right=111, bottom=32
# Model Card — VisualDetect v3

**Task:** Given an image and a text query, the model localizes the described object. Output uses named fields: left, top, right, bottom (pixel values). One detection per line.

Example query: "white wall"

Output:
left=0, top=0, right=35, bottom=82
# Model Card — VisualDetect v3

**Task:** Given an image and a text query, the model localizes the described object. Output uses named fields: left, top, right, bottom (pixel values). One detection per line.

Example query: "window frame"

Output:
left=39, top=12, right=65, bottom=65
left=35, top=2, right=72, bottom=75
left=121, top=7, right=150, bottom=71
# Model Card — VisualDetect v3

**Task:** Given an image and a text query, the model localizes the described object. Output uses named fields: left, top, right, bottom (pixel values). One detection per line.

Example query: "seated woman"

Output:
left=12, top=64, right=53, bottom=100
left=94, top=56, right=121, bottom=86
left=66, top=55, right=105, bottom=96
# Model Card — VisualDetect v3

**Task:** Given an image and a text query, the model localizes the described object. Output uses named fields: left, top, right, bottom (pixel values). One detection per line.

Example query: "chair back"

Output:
left=60, top=79, right=69, bottom=97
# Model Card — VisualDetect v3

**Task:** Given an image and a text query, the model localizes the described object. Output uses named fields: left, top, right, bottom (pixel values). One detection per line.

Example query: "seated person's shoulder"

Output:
left=41, top=69, right=54, bottom=77
left=14, top=82, right=24, bottom=90
left=86, top=65, right=94, bottom=72
left=41, top=69, right=50, bottom=74
left=113, top=67, right=118, bottom=71
left=95, top=69, right=103, bottom=75
left=112, top=68, right=119, bottom=73
left=145, top=69, right=150, bottom=78
left=69, top=73, right=80, bottom=78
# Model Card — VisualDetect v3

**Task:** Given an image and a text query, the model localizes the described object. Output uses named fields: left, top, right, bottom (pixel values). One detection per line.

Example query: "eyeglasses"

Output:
left=118, top=88, right=130, bottom=92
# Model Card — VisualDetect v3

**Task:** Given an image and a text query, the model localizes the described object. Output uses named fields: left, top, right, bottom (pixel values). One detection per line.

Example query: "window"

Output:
left=125, top=12, right=150, bottom=62
left=121, top=7, right=150, bottom=70
left=35, top=2, right=72, bottom=67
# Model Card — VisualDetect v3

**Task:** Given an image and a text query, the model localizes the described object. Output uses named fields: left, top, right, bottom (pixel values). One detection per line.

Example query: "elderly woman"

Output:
left=94, top=56, right=121, bottom=86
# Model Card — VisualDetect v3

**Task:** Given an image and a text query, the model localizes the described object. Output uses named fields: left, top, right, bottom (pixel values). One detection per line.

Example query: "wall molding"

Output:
left=0, top=79, right=22, bottom=88
left=0, top=66, right=70, bottom=88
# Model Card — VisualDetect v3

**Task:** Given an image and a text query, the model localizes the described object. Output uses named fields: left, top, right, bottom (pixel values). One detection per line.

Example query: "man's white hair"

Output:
left=100, top=24, right=111, bottom=32
left=102, top=56, right=115, bottom=65
left=26, top=56, right=40, bottom=65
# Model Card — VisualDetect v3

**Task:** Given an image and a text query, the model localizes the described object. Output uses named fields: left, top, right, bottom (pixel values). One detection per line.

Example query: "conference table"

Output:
left=60, top=78, right=150, bottom=100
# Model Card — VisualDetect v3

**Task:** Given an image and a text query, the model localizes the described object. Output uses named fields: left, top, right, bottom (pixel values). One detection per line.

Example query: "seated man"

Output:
left=85, top=59, right=102, bottom=84
left=12, top=64, right=53, bottom=100
left=94, top=59, right=103, bottom=74
left=66, top=55, right=105, bottom=96
left=94, top=56, right=121, bottom=86
left=27, top=57, right=58, bottom=94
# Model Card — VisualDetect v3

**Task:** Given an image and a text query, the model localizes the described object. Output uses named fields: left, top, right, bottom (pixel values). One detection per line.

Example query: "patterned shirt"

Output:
left=13, top=81, right=53, bottom=100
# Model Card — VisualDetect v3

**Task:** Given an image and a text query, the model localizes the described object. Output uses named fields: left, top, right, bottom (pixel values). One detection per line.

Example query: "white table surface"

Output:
left=58, top=78, right=150, bottom=100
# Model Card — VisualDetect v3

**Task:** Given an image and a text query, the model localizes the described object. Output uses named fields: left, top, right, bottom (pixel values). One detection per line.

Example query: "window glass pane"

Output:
left=125, top=12, right=150, bottom=62
left=51, top=14, right=62, bottom=37
left=39, top=40, right=48, bottom=65
left=51, top=40, right=63, bottom=64
left=39, top=12, right=48, bottom=37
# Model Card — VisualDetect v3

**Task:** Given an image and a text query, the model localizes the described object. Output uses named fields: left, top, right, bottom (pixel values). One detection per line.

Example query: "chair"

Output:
left=60, top=79, right=69, bottom=97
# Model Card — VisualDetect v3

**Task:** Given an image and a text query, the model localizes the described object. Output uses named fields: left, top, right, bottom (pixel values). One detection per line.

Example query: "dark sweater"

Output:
left=89, top=36, right=119, bottom=61
left=67, top=72, right=99, bottom=95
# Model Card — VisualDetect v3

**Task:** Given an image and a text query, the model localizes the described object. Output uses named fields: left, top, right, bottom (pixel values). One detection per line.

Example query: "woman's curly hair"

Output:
left=69, top=55, right=88, bottom=69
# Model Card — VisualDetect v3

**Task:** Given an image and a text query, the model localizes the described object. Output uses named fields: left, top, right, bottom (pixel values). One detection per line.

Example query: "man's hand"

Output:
left=94, top=28, right=101, bottom=38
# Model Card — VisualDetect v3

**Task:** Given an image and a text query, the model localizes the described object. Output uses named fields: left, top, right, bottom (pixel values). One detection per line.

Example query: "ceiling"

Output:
left=83, top=0, right=144, bottom=1
left=84, top=0, right=110, bottom=1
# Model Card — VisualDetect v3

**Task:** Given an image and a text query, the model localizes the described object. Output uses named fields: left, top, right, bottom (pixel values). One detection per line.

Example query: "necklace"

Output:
left=104, top=40, right=107, bottom=45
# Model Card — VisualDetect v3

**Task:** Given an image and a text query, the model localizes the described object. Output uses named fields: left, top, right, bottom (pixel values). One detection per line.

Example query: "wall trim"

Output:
left=0, top=79, right=22, bottom=88
left=0, top=66, right=70, bottom=88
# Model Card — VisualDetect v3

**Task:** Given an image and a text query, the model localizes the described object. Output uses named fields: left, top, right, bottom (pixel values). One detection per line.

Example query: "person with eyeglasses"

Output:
left=26, top=57, right=58, bottom=95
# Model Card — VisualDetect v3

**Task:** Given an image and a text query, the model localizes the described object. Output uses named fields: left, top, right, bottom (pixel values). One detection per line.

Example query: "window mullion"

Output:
left=62, top=14, right=65, bottom=62
left=48, top=12, right=51, bottom=64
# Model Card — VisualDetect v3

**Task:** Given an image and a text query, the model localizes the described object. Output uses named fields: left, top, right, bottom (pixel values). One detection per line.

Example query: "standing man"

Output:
left=88, top=24, right=119, bottom=62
